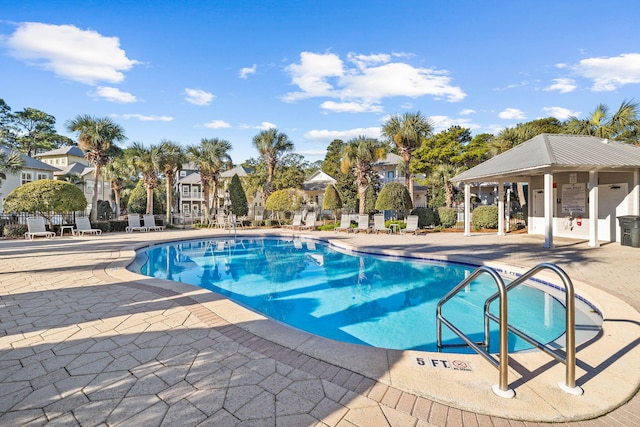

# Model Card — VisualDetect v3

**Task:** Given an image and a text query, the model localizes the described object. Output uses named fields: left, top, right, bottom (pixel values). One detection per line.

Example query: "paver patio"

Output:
left=0, top=228, right=638, bottom=426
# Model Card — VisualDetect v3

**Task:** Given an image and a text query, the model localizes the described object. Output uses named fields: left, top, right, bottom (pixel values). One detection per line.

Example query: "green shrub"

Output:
left=90, top=221, right=111, bottom=233
left=472, top=205, right=499, bottom=229
left=108, top=220, right=128, bottom=232
left=437, top=207, right=457, bottom=228
left=411, top=207, right=437, bottom=228
left=375, top=182, right=412, bottom=212
left=264, top=219, right=280, bottom=227
left=251, top=220, right=264, bottom=227
left=97, top=200, right=113, bottom=220
left=4, top=179, right=87, bottom=214
left=3, top=223, right=27, bottom=239
left=317, top=223, right=336, bottom=231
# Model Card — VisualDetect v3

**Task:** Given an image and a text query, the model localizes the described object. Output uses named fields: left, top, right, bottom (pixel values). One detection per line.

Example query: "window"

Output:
left=182, top=185, right=190, bottom=196
left=180, top=170, right=187, bottom=177
left=182, top=204, right=190, bottom=213
left=21, top=172, right=32, bottom=185
left=85, top=180, right=93, bottom=194
left=37, top=173, right=48, bottom=180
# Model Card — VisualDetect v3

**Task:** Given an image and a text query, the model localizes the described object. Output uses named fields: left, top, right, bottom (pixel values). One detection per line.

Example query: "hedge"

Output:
left=472, top=205, right=499, bottom=229
left=437, top=207, right=457, bottom=228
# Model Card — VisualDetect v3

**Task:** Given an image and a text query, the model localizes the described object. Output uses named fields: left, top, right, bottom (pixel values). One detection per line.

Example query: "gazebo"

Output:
left=452, top=134, right=640, bottom=248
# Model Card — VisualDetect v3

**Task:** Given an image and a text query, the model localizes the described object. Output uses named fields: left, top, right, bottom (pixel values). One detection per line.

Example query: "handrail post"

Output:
left=493, top=275, right=514, bottom=398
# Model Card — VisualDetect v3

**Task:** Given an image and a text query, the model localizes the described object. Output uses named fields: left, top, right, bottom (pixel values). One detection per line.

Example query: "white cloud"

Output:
left=459, top=109, right=476, bottom=116
left=94, top=86, right=137, bottom=103
left=4, top=22, right=138, bottom=85
left=283, top=52, right=344, bottom=101
left=239, top=64, right=257, bottom=79
left=428, top=115, right=480, bottom=132
left=203, top=119, right=231, bottom=129
left=245, top=121, right=277, bottom=130
left=283, top=51, right=466, bottom=107
left=544, top=78, right=577, bottom=93
left=304, top=127, right=382, bottom=141
left=542, top=106, right=579, bottom=120
left=498, top=108, right=526, bottom=120
left=185, top=88, right=214, bottom=106
left=113, top=114, right=173, bottom=122
left=575, top=53, right=640, bottom=91
left=320, top=100, right=383, bottom=113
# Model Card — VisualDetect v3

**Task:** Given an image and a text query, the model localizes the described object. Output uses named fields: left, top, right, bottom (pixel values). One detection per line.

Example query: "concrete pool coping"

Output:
left=108, top=230, right=640, bottom=423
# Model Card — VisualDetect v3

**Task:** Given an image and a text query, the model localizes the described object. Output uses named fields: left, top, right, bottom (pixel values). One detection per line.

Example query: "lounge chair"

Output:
left=216, top=214, right=229, bottom=229
left=372, top=214, right=391, bottom=234
left=298, top=214, right=316, bottom=231
left=126, top=215, right=148, bottom=232
left=75, top=217, right=102, bottom=236
left=25, top=217, right=55, bottom=240
left=143, top=214, right=165, bottom=231
left=283, top=214, right=303, bottom=230
left=400, top=215, right=421, bottom=235
left=335, top=214, right=351, bottom=232
left=351, top=214, right=371, bottom=233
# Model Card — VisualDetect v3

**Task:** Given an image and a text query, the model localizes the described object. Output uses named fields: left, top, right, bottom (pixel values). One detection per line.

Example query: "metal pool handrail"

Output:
left=436, top=266, right=514, bottom=398
left=484, top=262, right=583, bottom=396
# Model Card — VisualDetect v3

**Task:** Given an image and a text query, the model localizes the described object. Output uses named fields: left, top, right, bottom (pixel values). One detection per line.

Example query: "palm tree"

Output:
left=252, top=129, right=294, bottom=198
left=428, top=164, right=464, bottom=208
left=382, top=112, right=433, bottom=201
left=0, top=149, right=24, bottom=185
left=187, top=138, right=232, bottom=222
left=127, top=142, right=163, bottom=215
left=157, top=140, right=185, bottom=225
left=340, top=136, right=387, bottom=214
left=101, top=155, right=135, bottom=218
left=66, top=115, right=126, bottom=221
left=565, top=99, right=640, bottom=142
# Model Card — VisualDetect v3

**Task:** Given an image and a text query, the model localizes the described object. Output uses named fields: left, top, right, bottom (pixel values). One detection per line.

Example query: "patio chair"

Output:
left=400, top=215, right=421, bottom=235
left=335, top=214, right=351, bottom=232
left=298, top=213, right=316, bottom=231
left=25, top=217, right=55, bottom=240
left=372, top=214, right=391, bottom=234
left=283, top=214, right=303, bottom=230
left=143, top=214, right=165, bottom=231
left=351, top=214, right=371, bottom=233
left=75, top=217, right=102, bottom=236
left=126, top=215, right=148, bottom=233
left=216, top=214, right=229, bottom=229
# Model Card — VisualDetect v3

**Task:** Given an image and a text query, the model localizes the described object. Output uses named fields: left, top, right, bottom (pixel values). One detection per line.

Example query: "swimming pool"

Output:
left=130, top=236, right=601, bottom=353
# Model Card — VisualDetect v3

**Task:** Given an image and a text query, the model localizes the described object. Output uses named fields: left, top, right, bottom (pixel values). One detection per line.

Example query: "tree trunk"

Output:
left=358, top=184, right=367, bottom=214
left=91, top=168, right=100, bottom=222
left=165, top=179, right=172, bottom=224
left=146, top=186, right=154, bottom=214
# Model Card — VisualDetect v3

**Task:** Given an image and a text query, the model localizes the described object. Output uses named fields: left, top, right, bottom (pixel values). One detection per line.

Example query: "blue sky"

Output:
left=1, top=1, right=639, bottom=164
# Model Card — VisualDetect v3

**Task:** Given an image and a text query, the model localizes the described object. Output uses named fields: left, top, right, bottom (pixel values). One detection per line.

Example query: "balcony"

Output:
left=181, top=191, right=203, bottom=201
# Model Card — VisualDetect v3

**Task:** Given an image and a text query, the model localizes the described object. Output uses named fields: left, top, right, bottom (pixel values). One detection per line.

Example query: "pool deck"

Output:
left=1, top=227, right=638, bottom=426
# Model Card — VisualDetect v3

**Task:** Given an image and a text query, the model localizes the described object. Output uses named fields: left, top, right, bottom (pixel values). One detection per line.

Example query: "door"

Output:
left=598, top=183, right=629, bottom=242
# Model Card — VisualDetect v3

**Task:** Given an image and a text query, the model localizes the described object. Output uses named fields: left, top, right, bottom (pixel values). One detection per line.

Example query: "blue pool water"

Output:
left=130, top=237, right=573, bottom=353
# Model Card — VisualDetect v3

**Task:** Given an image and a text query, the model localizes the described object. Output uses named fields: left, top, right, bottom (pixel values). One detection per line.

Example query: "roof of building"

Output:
left=53, top=163, right=93, bottom=177
left=303, top=170, right=336, bottom=191
left=1, top=145, right=58, bottom=172
left=453, top=134, right=640, bottom=182
left=35, top=146, right=85, bottom=158
left=177, top=171, right=202, bottom=184
left=220, top=165, right=251, bottom=178
left=374, top=152, right=403, bottom=166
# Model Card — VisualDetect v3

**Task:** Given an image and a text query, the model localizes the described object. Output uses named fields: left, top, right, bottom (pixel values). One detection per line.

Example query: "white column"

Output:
left=497, top=181, right=505, bottom=236
left=464, top=183, right=471, bottom=236
left=633, top=169, right=640, bottom=215
left=543, top=172, right=554, bottom=248
left=588, top=171, right=600, bottom=248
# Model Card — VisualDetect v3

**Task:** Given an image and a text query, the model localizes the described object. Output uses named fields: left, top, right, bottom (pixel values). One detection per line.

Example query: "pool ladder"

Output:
left=436, top=262, right=584, bottom=398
